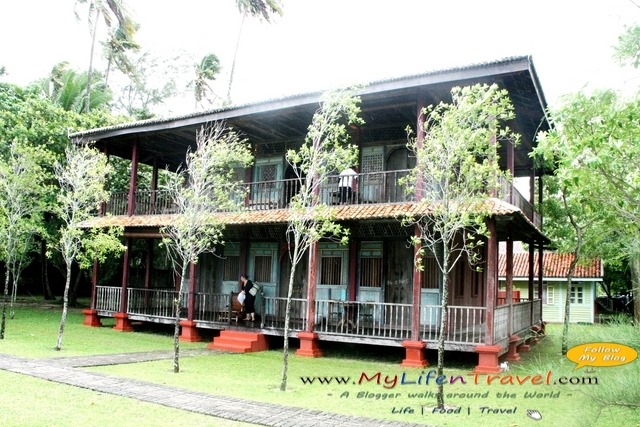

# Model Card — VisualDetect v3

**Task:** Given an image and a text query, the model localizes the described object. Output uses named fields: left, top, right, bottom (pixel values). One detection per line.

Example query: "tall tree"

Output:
left=161, top=123, right=252, bottom=373
left=74, top=0, right=139, bottom=113
left=226, top=0, right=284, bottom=104
left=403, top=84, right=517, bottom=409
left=37, top=62, right=112, bottom=113
left=280, top=88, right=362, bottom=391
left=53, top=144, right=123, bottom=351
left=533, top=173, right=600, bottom=354
left=193, top=54, right=222, bottom=109
left=235, top=0, right=283, bottom=22
left=0, top=142, right=48, bottom=337
left=115, top=51, right=188, bottom=119
left=534, top=89, right=640, bottom=323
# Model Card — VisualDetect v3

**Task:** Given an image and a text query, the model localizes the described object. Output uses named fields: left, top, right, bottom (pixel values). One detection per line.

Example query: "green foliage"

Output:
left=161, top=123, right=253, bottom=268
left=0, top=141, right=50, bottom=337
left=404, top=83, right=517, bottom=408
left=534, top=89, right=640, bottom=321
left=235, top=0, right=284, bottom=22
left=614, top=25, right=640, bottom=68
left=34, top=62, right=112, bottom=113
left=54, top=145, right=122, bottom=266
left=280, top=88, right=363, bottom=391
left=193, top=53, right=223, bottom=108
left=161, top=122, right=252, bottom=372
left=53, top=144, right=123, bottom=350
left=405, top=83, right=516, bottom=270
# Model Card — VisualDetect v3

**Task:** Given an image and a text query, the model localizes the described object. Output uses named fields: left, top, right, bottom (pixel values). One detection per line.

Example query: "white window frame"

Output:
left=546, top=285, right=555, bottom=305
left=570, top=285, right=584, bottom=304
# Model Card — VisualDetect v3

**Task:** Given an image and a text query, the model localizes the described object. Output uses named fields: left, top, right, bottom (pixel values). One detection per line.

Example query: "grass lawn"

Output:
left=1, top=304, right=639, bottom=427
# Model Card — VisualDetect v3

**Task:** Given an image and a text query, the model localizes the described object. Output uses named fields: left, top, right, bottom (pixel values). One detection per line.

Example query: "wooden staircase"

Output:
left=208, top=330, right=268, bottom=353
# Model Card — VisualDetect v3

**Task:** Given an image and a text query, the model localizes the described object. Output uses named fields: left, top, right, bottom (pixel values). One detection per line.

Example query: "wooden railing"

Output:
left=493, top=305, right=510, bottom=344
left=420, top=305, right=486, bottom=344
left=127, top=288, right=178, bottom=319
left=92, top=287, right=537, bottom=346
left=499, top=177, right=541, bottom=229
left=533, top=298, right=542, bottom=323
left=261, top=296, right=308, bottom=332
left=313, top=300, right=413, bottom=339
left=103, top=169, right=413, bottom=216
left=95, top=286, right=121, bottom=313
left=512, top=301, right=533, bottom=334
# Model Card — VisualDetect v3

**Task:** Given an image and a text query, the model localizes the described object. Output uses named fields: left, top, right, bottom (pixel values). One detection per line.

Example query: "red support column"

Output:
left=180, top=261, right=201, bottom=342
left=82, top=259, right=102, bottom=327
left=528, top=240, right=535, bottom=326
left=402, top=340, right=428, bottom=367
left=484, top=219, right=497, bottom=345
left=297, top=242, right=322, bottom=357
left=506, top=238, right=514, bottom=336
left=296, top=332, right=323, bottom=357
left=400, top=97, right=429, bottom=367
left=114, top=237, right=133, bottom=332
left=475, top=218, right=500, bottom=373
left=127, top=140, right=139, bottom=216
left=348, top=238, right=357, bottom=300
left=474, top=345, right=502, bottom=374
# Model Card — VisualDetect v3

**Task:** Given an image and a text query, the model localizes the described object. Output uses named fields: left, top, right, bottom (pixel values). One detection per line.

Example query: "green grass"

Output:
left=2, top=305, right=640, bottom=427
left=1, top=304, right=202, bottom=357
left=0, top=370, right=250, bottom=427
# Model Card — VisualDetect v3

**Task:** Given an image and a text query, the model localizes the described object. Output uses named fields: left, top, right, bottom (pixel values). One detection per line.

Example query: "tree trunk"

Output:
left=561, top=271, right=574, bottom=355
left=629, top=253, right=640, bottom=325
left=55, top=261, right=73, bottom=351
left=41, top=239, right=55, bottom=300
left=1, top=267, right=10, bottom=339
left=10, top=260, right=20, bottom=319
left=280, top=243, right=299, bottom=391
left=84, top=8, right=100, bottom=113
left=436, top=244, right=449, bottom=409
left=69, top=263, right=83, bottom=307
left=173, top=262, right=189, bottom=373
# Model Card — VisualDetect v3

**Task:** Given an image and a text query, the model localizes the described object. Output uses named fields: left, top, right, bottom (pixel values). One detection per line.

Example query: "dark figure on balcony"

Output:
left=338, top=167, right=357, bottom=204
left=240, top=274, right=257, bottom=321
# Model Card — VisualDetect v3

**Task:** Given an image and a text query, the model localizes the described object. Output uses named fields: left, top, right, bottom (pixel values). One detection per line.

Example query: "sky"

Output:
left=1, top=0, right=639, bottom=116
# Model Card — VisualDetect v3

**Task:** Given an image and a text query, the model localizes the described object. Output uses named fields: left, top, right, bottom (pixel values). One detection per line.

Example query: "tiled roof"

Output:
left=79, top=198, right=522, bottom=229
left=69, top=56, right=536, bottom=139
left=498, top=252, right=602, bottom=279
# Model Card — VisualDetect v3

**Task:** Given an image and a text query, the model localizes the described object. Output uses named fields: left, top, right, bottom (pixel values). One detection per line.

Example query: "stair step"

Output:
left=208, top=330, right=268, bottom=353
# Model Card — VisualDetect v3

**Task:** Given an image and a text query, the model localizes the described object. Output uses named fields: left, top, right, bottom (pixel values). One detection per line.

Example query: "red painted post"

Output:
left=306, top=241, right=318, bottom=332
left=127, top=140, right=139, bottom=216
left=411, top=226, right=422, bottom=341
left=506, top=238, right=513, bottom=336
left=484, top=219, right=497, bottom=345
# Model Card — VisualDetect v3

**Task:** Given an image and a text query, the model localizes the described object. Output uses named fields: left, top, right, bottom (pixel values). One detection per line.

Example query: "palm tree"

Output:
left=235, top=0, right=283, bottom=22
left=74, top=0, right=139, bottom=113
left=193, top=54, right=222, bottom=109
left=226, top=0, right=284, bottom=104
left=37, top=62, right=112, bottom=113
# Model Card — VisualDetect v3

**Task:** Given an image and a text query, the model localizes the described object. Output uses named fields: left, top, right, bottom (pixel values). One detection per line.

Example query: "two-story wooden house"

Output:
left=73, top=56, right=550, bottom=372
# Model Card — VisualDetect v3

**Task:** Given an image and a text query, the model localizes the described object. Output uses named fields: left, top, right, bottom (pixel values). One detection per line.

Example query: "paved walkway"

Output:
left=0, top=351, right=432, bottom=427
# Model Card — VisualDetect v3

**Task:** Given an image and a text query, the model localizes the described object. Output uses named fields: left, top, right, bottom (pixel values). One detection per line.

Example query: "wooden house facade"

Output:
left=73, top=56, right=551, bottom=372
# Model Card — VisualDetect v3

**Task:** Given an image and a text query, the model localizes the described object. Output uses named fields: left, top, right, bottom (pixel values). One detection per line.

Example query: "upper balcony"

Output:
left=104, top=169, right=541, bottom=229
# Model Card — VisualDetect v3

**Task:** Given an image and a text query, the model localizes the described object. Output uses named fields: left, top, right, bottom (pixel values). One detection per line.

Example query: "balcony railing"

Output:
left=499, top=177, right=541, bottom=228
left=104, top=169, right=413, bottom=216
left=103, top=170, right=541, bottom=229
left=95, top=287, right=530, bottom=346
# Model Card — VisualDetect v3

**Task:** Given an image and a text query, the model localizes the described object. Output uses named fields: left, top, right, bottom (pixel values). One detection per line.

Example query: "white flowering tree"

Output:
left=54, top=144, right=123, bottom=351
left=280, top=88, right=363, bottom=391
left=161, top=123, right=252, bottom=373
left=404, top=84, right=517, bottom=408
